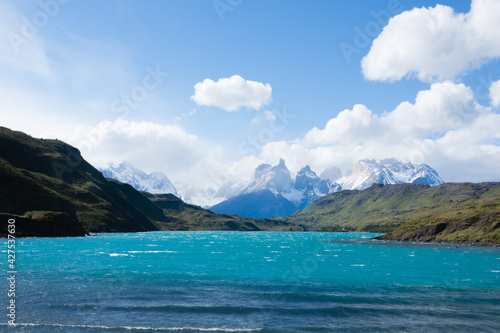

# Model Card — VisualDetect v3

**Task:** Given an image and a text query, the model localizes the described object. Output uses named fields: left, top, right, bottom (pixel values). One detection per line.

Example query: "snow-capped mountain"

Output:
left=244, top=159, right=294, bottom=194
left=211, top=159, right=298, bottom=218
left=210, top=157, right=444, bottom=219
left=294, top=166, right=331, bottom=210
left=211, top=160, right=332, bottom=218
left=101, top=158, right=443, bottom=219
left=100, top=162, right=178, bottom=195
left=335, top=158, right=444, bottom=191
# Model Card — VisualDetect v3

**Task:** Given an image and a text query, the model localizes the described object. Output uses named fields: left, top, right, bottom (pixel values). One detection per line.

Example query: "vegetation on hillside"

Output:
left=281, top=182, right=500, bottom=245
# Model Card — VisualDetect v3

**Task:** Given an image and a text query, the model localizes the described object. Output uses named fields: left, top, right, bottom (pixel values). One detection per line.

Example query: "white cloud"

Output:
left=191, top=75, right=272, bottom=111
left=259, top=82, right=500, bottom=182
left=362, top=0, right=500, bottom=82
left=251, top=110, right=278, bottom=124
left=69, top=119, right=199, bottom=173
left=303, top=104, right=376, bottom=146
left=490, top=79, right=500, bottom=107
left=67, top=119, right=240, bottom=191
left=66, top=82, right=500, bottom=197
left=383, top=81, right=481, bottom=134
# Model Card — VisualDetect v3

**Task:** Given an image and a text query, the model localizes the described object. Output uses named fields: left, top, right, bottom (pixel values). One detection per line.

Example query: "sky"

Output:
left=1, top=0, right=500, bottom=196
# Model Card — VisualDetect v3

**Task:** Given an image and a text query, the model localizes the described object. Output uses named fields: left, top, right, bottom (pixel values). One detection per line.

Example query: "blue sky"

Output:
left=1, top=0, right=500, bottom=198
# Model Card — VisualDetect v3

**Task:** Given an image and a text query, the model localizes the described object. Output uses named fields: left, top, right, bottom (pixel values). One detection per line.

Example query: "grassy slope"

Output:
left=281, top=183, right=500, bottom=244
left=0, top=127, right=166, bottom=235
left=376, top=195, right=500, bottom=245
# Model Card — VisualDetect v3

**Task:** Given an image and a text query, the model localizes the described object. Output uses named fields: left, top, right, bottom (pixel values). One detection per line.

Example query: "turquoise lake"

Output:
left=2, top=231, right=500, bottom=332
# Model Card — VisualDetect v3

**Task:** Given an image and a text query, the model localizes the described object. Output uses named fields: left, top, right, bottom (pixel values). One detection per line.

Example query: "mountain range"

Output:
left=1, top=127, right=498, bottom=246
left=101, top=158, right=443, bottom=219
left=210, top=158, right=444, bottom=218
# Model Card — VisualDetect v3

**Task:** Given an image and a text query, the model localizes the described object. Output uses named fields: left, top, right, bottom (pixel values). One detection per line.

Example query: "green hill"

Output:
left=280, top=182, right=500, bottom=245
left=0, top=127, right=300, bottom=237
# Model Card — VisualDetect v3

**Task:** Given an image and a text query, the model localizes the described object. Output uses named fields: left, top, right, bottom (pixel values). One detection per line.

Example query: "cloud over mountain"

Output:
left=260, top=81, right=500, bottom=183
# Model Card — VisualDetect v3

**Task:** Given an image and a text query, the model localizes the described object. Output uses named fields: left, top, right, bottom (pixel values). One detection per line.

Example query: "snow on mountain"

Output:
left=101, top=158, right=443, bottom=218
left=336, top=158, right=444, bottom=191
left=211, top=160, right=335, bottom=217
left=210, top=157, right=444, bottom=218
left=244, top=158, right=294, bottom=194
left=293, top=166, right=330, bottom=209
left=211, top=159, right=300, bottom=218
left=100, top=162, right=178, bottom=195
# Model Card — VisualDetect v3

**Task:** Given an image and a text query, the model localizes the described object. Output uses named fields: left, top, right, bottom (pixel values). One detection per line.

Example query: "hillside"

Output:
left=0, top=127, right=299, bottom=236
left=144, top=193, right=302, bottom=231
left=375, top=198, right=500, bottom=246
left=281, top=182, right=500, bottom=242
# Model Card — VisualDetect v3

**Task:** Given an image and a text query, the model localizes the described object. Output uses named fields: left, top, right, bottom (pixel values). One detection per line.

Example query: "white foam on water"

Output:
left=0, top=323, right=261, bottom=331
left=127, top=250, right=178, bottom=254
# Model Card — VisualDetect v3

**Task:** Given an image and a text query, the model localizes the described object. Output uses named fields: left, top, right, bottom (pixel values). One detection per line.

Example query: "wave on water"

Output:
left=0, top=323, right=263, bottom=332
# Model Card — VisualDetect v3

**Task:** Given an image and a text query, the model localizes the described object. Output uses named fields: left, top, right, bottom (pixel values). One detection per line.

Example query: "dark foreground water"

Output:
left=1, top=232, right=499, bottom=332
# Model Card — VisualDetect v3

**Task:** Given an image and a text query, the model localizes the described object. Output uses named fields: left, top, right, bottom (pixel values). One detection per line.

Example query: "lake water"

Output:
left=2, top=231, right=500, bottom=332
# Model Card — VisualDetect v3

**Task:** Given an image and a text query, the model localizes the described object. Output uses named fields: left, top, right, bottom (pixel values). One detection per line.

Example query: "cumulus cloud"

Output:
left=191, top=75, right=272, bottom=111
left=490, top=80, right=500, bottom=107
left=68, top=119, right=219, bottom=186
left=64, top=83, right=500, bottom=200
left=259, top=82, right=500, bottom=182
left=362, top=0, right=500, bottom=82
